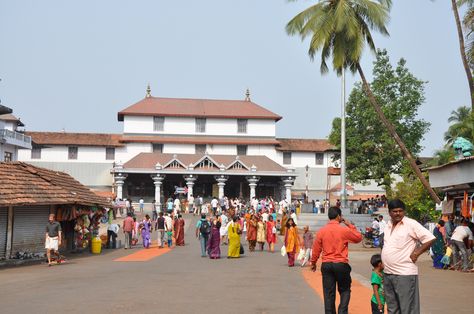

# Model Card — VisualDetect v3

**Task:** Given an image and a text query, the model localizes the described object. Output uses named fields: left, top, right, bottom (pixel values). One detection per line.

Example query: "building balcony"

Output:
left=0, top=129, right=32, bottom=149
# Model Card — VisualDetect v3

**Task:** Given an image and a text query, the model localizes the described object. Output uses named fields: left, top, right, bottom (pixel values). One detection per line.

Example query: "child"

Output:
left=370, top=254, right=385, bottom=313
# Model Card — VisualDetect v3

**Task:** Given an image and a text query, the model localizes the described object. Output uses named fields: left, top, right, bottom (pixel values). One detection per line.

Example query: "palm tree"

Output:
left=286, top=0, right=441, bottom=203
left=462, top=3, right=474, bottom=69
left=452, top=0, right=474, bottom=110
left=444, top=106, right=474, bottom=143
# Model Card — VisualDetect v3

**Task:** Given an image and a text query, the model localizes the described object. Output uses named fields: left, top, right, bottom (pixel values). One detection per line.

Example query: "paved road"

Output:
left=1, top=214, right=473, bottom=314
left=0, top=215, right=322, bottom=314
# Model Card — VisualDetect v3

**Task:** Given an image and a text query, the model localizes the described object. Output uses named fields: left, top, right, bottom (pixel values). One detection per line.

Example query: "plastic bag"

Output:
left=297, top=249, right=305, bottom=261
left=280, top=245, right=287, bottom=256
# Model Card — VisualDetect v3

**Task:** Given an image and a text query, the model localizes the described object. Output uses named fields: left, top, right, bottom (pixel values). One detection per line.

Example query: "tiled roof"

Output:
left=0, top=113, right=24, bottom=126
left=120, top=135, right=279, bottom=145
left=276, top=138, right=336, bottom=152
left=0, top=162, right=110, bottom=207
left=26, top=132, right=124, bottom=147
left=117, top=97, right=282, bottom=121
left=123, top=153, right=288, bottom=173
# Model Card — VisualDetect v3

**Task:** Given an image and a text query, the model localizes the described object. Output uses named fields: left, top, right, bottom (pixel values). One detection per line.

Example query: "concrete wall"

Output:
left=24, top=161, right=114, bottom=188
left=123, top=115, right=276, bottom=137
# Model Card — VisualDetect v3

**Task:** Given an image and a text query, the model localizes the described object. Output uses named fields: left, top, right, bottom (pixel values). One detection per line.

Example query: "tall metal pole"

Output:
left=341, top=69, right=348, bottom=215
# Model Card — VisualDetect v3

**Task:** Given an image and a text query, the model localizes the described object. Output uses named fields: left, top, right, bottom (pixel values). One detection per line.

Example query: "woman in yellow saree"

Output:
left=285, top=218, right=300, bottom=267
left=227, top=216, right=241, bottom=258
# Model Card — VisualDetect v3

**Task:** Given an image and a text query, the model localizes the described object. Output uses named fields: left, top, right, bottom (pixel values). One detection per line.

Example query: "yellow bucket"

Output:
left=91, top=236, right=102, bottom=254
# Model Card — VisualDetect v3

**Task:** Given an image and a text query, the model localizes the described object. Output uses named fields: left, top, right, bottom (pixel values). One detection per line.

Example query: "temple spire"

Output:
left=146, top=84, right=152, bottom=98
left=245, top=88, right=251, bottom=101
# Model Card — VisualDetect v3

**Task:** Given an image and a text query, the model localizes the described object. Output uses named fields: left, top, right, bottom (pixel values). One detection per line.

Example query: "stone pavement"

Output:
left=0, top=214, right=472, bottom=314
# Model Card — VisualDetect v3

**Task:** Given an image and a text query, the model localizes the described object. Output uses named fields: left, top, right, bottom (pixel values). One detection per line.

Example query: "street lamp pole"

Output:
left=341, top=69, right=348, bottom=215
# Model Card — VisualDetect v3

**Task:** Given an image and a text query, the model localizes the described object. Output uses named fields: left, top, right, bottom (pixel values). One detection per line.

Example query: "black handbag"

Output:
left=239, top=243, right=244, bottom=255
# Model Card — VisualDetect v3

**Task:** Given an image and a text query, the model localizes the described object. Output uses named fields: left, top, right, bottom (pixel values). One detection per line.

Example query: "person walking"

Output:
left=257, top=216, right=266, bottom=251
left=175, top=214, right=185, bottom=246
left=227, top=216, right=242, bottom=258
left=156, top=212, right=166, bottom=248
left=310, top=206, right=362, bottom=314
left=301, top=226, right=313, bottom=267
left=164, top=213, right=173, bottom=247
left=122, top=213, right=134, bottom=249
left=139, top=198, right=144, bottom=213
left=284, top=218, right=300, bottom=267
left=196, top=214, right=211, bottom=257
left=378, top=215, right=387, bottom=249
left=141, top=214, right=152, bottom=249
left=207, top=218, right=221, bottom=259
left=381, top=199, right=435, bottom=314
left=45, top=214, right=62, bottom=266
left=220, top=211, right=229, bottom=245
left=266, top=215, right=276, bottom=253
left=247, top=215, right=257, bottom=252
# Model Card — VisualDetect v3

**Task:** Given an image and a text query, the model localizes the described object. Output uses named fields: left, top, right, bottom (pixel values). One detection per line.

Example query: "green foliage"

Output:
left=444, top=106, right=474, bottom=144
left=391, top=164, right=439, bottom=223
left=329, top=50, right=430, bottom=190
left=286, top=0, right=391, bottom=75
left=430, top=147, right=456, bottom=166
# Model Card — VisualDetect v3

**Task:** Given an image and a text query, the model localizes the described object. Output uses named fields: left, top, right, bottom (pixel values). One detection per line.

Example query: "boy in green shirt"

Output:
left=370, top=254, right=385, bottom=313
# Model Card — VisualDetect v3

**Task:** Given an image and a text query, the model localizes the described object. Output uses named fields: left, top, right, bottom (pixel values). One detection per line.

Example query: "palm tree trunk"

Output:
left=452, top=0, right=474, bottom=110
left=356, top=63, right=441, bottom=204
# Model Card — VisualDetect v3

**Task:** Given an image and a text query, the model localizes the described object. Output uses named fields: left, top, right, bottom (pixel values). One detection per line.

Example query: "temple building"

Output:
left=18, top=87, right=383, bottom=206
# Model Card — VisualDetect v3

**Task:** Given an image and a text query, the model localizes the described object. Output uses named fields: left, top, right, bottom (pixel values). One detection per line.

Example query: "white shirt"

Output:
left=188, top=196, right=194, bottom=205
left=211, top=199, right=218, bottom=208
left=315, top=201, right=321, bottom=208
left=372, top=220, right=380, bottom=230
left=378, top=219, right=387, bottom=234
left=221, top=214, right=228, bottom=228
left=201, top=204, right=209, bottom=214
left=139, top=199, right=144, bottom=204
left=164, top=216, right=173, bottom=231
left=108, top=223, right=120, bottom=234
left=262, top=212, right=269, bottom=222
left=451, top=226, right=474, bottom=242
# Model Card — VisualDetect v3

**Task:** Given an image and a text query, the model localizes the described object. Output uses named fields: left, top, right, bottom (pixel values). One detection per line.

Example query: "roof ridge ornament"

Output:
left=245, top=88, right=251, bottom=101
left=146, top=84, right=152, bottom=98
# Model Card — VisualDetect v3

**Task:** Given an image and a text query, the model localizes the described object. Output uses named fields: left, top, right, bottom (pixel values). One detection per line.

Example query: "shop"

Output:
left=428, top=156, right=474, bottom=219
left=0, top=162, right=109, bottom=259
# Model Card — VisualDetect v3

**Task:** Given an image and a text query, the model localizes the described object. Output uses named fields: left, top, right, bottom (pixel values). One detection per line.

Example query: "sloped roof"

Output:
left=26, top=132, right=124, bottom=147
left=276, top=138, right=336, bottom=152
left=0, top=162, right=110, bottom=207
left=123, top=153, right=288, bottom=173
left=117, top=96, right=282, bottom=121
left=0, top=113, right=24, bottom=126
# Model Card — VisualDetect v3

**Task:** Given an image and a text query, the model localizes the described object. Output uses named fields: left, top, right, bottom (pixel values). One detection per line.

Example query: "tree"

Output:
left=286, top=0, right=441, bottom=203
left=391, top=163, right=439, bottom=223
left=328, top=50, right=430, bottom=192
left=443, top=106, right=474, bottom=143
left=452, top=0, right=474, bottom=110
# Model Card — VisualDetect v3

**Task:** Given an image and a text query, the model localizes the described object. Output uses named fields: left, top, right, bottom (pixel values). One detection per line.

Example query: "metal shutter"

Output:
left=12, top=206, right=50, bottom=255
left=0, top=207, right=7, bottom=258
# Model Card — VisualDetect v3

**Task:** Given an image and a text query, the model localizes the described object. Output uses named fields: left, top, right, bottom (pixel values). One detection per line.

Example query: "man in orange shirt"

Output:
left=311, top=206, right=362, bottom=314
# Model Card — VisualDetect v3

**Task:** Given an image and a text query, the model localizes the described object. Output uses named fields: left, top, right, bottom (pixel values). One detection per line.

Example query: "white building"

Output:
left=0, top=106, right=32, bottom=162
left=18, top=88, right=384, bottom=206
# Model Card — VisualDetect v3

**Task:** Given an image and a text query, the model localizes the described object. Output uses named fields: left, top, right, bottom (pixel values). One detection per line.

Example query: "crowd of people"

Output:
left=431, top=215, right=474, bottom=272
left=108, top=193, right=473, bottom=314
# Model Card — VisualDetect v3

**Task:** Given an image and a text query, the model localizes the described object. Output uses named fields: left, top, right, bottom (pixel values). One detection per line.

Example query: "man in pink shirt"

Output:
left=122, top=212, right=134, bottom=249
left=381, top=199, right=435, bottom=314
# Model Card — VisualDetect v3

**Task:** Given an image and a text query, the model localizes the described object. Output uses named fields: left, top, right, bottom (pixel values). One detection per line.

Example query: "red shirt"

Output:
left=122, top=217, right=134, bottom=232
left=311, top=220, right=362, bottom=264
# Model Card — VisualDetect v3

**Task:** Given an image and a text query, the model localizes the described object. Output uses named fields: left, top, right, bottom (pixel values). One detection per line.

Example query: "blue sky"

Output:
left=0, top=0, right=469, bottom=156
